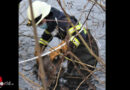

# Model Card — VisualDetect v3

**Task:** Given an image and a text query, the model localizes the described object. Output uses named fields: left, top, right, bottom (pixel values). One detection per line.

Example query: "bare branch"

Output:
left=28, top=0, right=47, bottom=89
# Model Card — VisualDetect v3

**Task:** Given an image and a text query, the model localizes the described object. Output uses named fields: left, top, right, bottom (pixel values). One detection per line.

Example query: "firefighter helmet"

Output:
left=27, top=1, right=51, bottom=26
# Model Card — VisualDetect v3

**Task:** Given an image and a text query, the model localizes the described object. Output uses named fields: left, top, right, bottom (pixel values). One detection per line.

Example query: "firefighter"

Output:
left=27, top=1, right=99, bottom=89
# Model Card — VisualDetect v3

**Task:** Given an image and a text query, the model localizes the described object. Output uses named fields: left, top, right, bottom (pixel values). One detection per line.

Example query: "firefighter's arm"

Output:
left=34, top=30, right=53, bottom=56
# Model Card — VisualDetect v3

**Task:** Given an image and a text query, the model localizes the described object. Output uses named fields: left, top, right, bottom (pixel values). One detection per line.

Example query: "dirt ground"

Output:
left=19, top=0, right=105, bottom=90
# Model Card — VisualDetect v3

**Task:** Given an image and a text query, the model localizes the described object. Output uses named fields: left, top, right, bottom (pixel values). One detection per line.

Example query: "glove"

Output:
left=49, top=41, right=68, bottom=61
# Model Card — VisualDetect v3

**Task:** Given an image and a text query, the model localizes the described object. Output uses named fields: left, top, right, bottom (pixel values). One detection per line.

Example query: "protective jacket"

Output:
left=39, top=7, right=87, bottom=48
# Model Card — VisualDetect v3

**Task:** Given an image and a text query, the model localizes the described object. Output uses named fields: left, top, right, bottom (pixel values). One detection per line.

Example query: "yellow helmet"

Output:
left=27, top=1, right=51, bottom=26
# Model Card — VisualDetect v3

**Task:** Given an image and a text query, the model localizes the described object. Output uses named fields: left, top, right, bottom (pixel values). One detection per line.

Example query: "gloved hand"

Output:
left=49, top=41, right=68, bottom=61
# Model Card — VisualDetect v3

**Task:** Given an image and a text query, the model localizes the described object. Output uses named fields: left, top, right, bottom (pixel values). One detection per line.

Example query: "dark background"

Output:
left=0, top=0, right=19, bottom=89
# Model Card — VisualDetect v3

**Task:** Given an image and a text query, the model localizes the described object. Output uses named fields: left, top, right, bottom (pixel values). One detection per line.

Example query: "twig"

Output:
left=19, top=19, right=27, bottom=26
left=67, top=51, right=105, bottom=86
left=19, top=72, right=43, bottom=89
left=67, top=49, right=104, bottom=71
left=89, top=0, right=105, bottom=11
left=67, top=53, right=104, bottom=85
left=78, top=0, right=90, bottom=23
left=53, top=65, right=62, bottom=90
left=57, top=0, right=105, bottom=68
left=76, top=70, right=96, bottom=90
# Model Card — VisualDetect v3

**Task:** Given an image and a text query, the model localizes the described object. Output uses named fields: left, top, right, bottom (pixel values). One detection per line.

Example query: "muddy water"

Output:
left=19, top=0, right=105, bottom=90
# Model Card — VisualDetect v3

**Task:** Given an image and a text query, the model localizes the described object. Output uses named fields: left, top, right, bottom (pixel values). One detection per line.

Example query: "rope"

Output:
left=19, top=43, right=66, bottom=64
left=19, top=24, right=100, bottom=64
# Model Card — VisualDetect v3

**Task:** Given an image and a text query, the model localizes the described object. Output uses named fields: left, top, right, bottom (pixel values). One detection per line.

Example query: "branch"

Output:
left=28, top=0, right=47, bottom=89
left=19, top=72, right=43, bottom=89
left=53, top=65, right=62, bottom=90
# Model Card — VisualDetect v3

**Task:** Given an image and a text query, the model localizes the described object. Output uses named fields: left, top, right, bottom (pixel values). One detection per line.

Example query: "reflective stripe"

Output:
left=68, top=22, right=87, bottom=35
left=83, top=27, right=87, bottom=34
left=70, top=36, right=80, bottom=47
left=39, top=38, right=48, bottom=46
left=44, top=30, right=51, bottom=34
left=79, top=22, right=87, bottom=34
left=68, top=24, right=81, bottom=36
left=68, top=22, right=88, bottom=48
